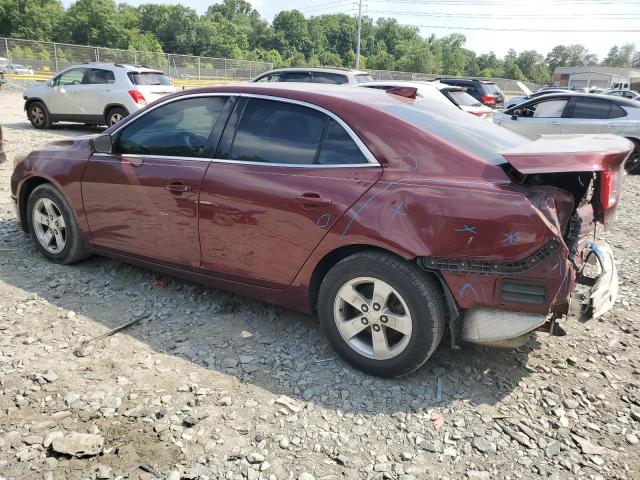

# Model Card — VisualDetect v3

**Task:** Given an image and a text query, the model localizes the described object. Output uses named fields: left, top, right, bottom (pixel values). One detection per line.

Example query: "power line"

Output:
left=365, top=11, right=640, bottom=20
left=411, top=24, right=640, bottom=32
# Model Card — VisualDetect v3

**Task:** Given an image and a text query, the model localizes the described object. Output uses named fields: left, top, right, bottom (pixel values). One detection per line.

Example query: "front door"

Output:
left=82, top=95, right=231, bottom=268
left=49, top=67, right=88, bottom=116
left=79, top=68, right=116, bottom=117
left=503, top=97, right=570, bottom=139
left=199, top=97, right=382, bottom=288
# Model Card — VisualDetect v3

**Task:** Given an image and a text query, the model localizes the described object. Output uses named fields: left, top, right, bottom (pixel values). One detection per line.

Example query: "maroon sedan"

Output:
left=11, top=84, right=631, bottom=377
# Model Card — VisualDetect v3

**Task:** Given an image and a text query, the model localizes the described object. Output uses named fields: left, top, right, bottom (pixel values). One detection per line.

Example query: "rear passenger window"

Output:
left=230, top=99, right=325, bottom=164
left=571, top=98, right=616, bottom=119
left=312, top=72, right=348, bottom=84
left=280, top=72, right=312, bottom=82
left=84, top=68, right=115, bottom=84
left=608, top=103, right=626, bottom=118
left=318, top=119, right=367, bottom=165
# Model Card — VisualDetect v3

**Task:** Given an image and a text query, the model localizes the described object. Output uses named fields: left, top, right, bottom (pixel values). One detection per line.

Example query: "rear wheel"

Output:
left=106, top=107, right=128, bottom=127
left=625, top=141, right=640, bottom=174
left=318, top=251, right=446, bottom=377
left=28, top=101, right=52, bottom=129
left=26, top=184, right=89, bottom=264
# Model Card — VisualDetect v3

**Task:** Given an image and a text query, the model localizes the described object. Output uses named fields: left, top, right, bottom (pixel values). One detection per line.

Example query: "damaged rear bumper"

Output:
left=571, top=241, right=618, bottom=322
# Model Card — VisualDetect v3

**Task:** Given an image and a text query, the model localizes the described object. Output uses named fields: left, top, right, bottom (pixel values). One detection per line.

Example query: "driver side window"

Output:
left=115, top=96, right=229, bottom=158
left=513, top=99, right=568, bottom=118
left=55, top=68, right=87, bottom=86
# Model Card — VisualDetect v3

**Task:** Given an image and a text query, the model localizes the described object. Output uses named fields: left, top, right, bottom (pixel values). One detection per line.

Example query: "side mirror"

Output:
left=511, top=114, right=518, bottom=121
left=90, top=134, right=113, bottom=154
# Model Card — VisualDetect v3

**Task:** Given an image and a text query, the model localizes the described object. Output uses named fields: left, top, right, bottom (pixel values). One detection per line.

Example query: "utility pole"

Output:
left=355, top=0, right=362, bottom=69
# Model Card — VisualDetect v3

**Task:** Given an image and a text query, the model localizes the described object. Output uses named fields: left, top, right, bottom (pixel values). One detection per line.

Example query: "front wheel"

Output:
left=318, top=251, right=447, bottom=377
left=26, top=184, right=90, bottom=264
left=28, top=101, right=52, bottom=129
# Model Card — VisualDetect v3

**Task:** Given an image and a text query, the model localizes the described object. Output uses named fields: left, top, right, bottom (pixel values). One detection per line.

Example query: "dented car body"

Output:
left=10, top=84, right=631, bottom=376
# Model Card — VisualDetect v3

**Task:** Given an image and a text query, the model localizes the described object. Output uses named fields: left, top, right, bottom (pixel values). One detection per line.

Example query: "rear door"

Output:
left=561, top=97, right=628, bottom=135
left=82, top=95, right=232, bottom=267
left=499, top=97, right=570, bottom=139
left=198, top=96, right=382, bottom=288
left=78, top=68, right=116, bottom=117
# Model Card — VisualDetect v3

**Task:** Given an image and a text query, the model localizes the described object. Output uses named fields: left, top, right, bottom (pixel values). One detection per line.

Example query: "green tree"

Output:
left=0, top=0, right=64, bottom=41
left=61, top=0, right=128, bottom=48
left=272, top=10, right=312, bottom=59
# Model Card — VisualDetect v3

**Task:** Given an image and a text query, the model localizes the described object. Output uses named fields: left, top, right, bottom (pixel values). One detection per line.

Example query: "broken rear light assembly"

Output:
left=599, top=170, right=620, bottom=210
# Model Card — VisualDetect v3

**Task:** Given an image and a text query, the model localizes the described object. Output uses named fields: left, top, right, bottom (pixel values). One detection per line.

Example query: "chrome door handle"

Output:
left=547, top=121, right=561, bottom=125
left=295, top=193, right=332, bottom=208
left=164, top=182, right=192, bottom=193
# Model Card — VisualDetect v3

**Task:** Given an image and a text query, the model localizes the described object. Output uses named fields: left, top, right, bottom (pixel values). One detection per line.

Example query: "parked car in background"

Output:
left=435, top=78, right=504, bottom=108
left=23, top=63, right=175, bottom=129
left=11, top=83, right=630, bottom=376
left=505, top=88, right=577, bottom=109
left=494, top=92, right=640, bottom=173
left=11, top=64, right=34, bottom=75
left=0, top=57, right=9, bottom=69
left=0, top=68, right=5, bottom=90
left=358, top=80, right=494, bottom=120
left=606, top=90, right=640, bottom=101
left=251, top=67, right=373, bottom=85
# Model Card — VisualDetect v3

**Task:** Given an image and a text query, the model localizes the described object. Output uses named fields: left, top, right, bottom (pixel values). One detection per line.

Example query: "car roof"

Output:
left=255, top=67, right=370, bottom=76
left=509, top=91, right=640, bottom=109
left=357, top=80, right=465, bottom=92
left=63, top=63, right=165, bottom=73
left=436, top=78, right=497, bottom=85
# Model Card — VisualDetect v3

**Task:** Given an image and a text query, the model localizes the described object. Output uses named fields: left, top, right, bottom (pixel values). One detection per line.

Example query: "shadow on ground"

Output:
left=0, top=215, right=539, bottom=416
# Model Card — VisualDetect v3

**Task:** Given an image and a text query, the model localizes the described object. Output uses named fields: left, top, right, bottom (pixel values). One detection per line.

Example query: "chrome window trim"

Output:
left=105, top=91, right=380, bottom=167
left=239, top=93, right=379, bottom=166
left=92, top=153, right=212, bottom=163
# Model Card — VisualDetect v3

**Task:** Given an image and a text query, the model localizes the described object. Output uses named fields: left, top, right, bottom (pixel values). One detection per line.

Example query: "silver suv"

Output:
left=23, top=63, right=176, bottom=129
left=251, top=67, right=373, bottom=85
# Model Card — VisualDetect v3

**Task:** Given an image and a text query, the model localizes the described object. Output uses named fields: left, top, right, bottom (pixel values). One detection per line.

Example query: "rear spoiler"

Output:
left=499, top=134, right=633, bottom=174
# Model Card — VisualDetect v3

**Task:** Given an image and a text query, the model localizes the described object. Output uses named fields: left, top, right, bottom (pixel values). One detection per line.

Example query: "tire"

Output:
left=625, top=141, right=640, bottom=174
left=28, top=101, right=52, bottom=129
left=318, top=251, right=446, bottom=377
left=26, top=184, right=90, bottom=264
left=106, top=107, right=128, bottom=127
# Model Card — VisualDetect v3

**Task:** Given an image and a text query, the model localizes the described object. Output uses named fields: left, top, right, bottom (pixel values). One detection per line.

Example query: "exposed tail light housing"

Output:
left=599, top=170, right=620, bottom=210
left=128, top=89, right=146, bottom=105
left=480, top=95, right=496, bottom=106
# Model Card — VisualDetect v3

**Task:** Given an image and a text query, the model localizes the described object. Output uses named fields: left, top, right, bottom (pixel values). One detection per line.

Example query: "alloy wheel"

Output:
left=109, top=113, right=123, bottom=126
left=30, top=106, right=44, bottom=127
left=32, top=198, right=66, bottom=254
left=333, top=277, right=412, bottom=360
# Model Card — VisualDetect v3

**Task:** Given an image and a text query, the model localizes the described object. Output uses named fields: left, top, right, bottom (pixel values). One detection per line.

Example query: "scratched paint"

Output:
left=459, top=282, right=480, bottom=302
left=316, top=213, right=331, bottom=229
left=455, top=225, right=477, bottom=234
left=499, top=232, right=520, bottom=245
left=391, top=201, right=408, bottom=219
left=340, top=182, right=394, bottom=239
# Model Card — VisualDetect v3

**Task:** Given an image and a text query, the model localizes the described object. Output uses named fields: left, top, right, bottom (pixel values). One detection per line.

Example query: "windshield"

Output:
left=128, top=72, right=171, bottom=86
left=383, top=98, right=527, bottom=165
left=355, top=74, right=374, bottom=83
left=446, top=90, right=482, bottom=107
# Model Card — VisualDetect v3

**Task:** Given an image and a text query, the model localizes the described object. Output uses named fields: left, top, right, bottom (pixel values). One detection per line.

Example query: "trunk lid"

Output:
left=127, top=71, right=176, bottom=103
left=499, top=134, right=633, bottom=226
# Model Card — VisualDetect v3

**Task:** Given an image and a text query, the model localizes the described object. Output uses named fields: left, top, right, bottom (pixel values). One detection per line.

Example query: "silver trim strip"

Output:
left=92, top=152, right=212, bottom=163
left=104, top=91, right=381, bottom=168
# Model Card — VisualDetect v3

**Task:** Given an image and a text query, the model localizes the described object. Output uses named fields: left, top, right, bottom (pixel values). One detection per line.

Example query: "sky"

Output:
left=61, top=0, right=640, bottom=60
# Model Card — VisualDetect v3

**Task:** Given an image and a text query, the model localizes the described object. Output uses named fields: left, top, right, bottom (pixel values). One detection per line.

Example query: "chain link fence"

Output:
left=0, top=37, right=272, bottom=83
left=0, top=37, right=537, bottom=94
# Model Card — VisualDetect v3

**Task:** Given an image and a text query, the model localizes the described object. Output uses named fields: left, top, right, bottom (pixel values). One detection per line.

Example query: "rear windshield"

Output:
left=383, top=98, right=527, bottom=165
left=446, top=90, right=482, bottom=107
left=355, top=74, right=374, bottom=83
left=483, top=83, right=503, bottom=95
left=127, top=72, right=171, bottom=86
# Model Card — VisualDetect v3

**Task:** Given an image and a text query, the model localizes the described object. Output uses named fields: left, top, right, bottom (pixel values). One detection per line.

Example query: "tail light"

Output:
left=128, top=89, right=146, bottom=105
left=599, top=170, right=620, bottom=210
left=480, top=95, right=496, bottom=106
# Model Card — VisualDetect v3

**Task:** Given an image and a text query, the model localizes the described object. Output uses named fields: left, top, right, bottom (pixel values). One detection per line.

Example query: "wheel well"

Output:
left=625, top=137, right=640, bottom=149
left=18, top=177, right=51, bottom=232
left=103, top=104, right=128, bottom=120
left=25, top=98, right=47, bottom=112
left=308, top=245, right=412, bottom=312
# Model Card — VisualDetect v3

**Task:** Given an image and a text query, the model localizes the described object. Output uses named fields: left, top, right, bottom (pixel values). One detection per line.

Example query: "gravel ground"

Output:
left=0, top=88, right=639, bottom=480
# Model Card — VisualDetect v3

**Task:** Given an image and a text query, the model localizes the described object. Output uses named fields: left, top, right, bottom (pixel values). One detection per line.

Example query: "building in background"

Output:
left=553, top=66, right=640, bottom=91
